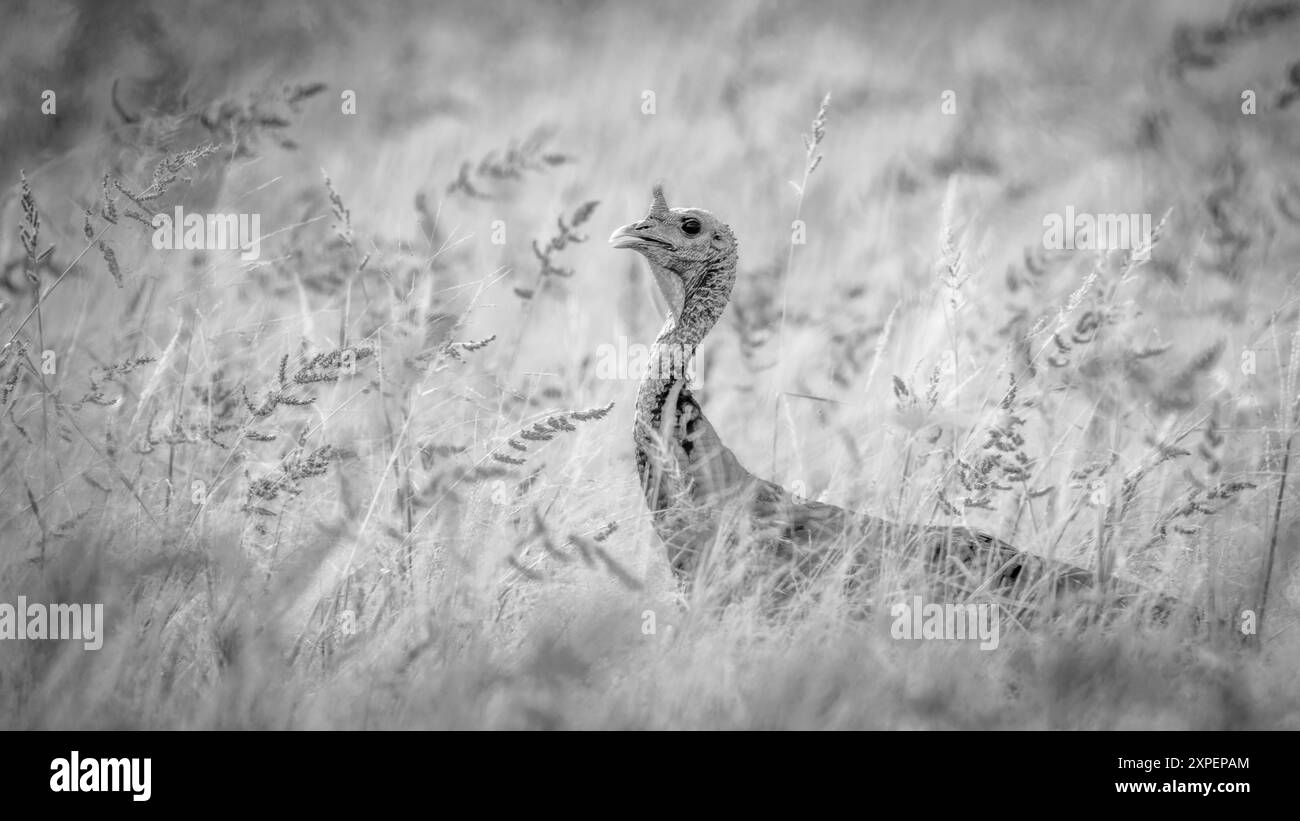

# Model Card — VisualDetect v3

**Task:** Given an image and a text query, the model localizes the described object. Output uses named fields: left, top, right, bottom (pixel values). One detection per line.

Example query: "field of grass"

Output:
left=2, top=0, right=1300, bottom=729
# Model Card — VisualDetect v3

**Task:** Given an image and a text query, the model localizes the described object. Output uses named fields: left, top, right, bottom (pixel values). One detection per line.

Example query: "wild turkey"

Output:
left=609, top=185, right=1167, bottom=616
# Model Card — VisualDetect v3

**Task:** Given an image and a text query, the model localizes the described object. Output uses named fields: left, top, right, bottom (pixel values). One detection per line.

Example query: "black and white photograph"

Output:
left=0, top=0, right=1296, bottom=769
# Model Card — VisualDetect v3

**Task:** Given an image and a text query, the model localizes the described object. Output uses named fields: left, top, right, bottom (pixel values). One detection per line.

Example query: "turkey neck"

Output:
left=634, top=243, right=737, bottom=438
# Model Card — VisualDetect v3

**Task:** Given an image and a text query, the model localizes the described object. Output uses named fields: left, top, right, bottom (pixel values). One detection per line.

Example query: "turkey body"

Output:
left=610, top=185, right=1160, bottom=615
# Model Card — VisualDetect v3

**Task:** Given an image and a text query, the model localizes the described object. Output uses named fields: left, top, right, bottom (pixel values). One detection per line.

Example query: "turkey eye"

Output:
left=681, top=218, right=701, bottom=236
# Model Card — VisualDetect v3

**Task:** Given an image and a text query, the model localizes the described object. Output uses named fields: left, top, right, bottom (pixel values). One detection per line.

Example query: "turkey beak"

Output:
left=609, top=221, right=670, bottom=251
